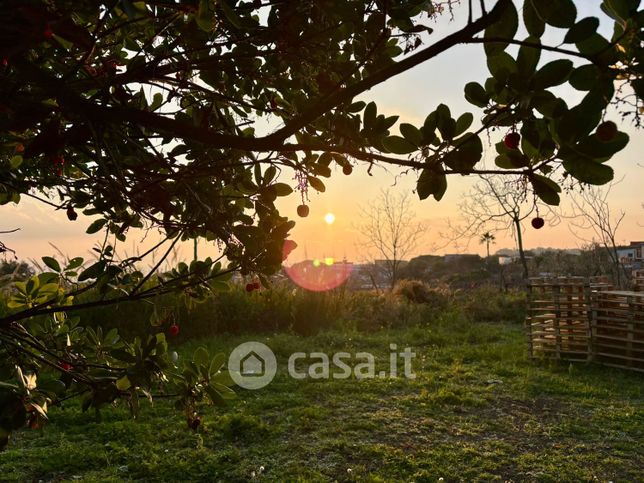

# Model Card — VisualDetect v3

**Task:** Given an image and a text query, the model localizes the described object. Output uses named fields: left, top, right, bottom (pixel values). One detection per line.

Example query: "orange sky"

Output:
left=2, top=3, right=642, bottom=266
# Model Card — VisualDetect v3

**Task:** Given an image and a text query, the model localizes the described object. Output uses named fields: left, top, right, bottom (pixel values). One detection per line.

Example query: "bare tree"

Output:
left=357, top=189, right=426, bottom=289
left=567, top=181, right=628, bottom=288
left=448, top=176, right=545, bottom=280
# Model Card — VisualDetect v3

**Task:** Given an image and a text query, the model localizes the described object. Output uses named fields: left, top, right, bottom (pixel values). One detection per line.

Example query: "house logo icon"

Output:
left=240, top=351, right=265, bottom=376
left=228, top=342, right=277, bottom=389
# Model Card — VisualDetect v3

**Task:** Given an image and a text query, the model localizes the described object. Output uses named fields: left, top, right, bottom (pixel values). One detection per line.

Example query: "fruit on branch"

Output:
left=531, top=217, right=545, bottom=229
left=596, top=121, right=618, bottom=142
left=245, top=283, right=255, bottom=292
left=66, top=206, right=77, bottom=221
left=504, top=132, right=520, bottom=150
left=342, top=164, right=353, bottom=175
left=296, top=204, right=309, bottom=218
left=253, top=281, right=261, bottom=290
left=169, top=324, right=180, bottom=336
left=61, top=362, right=73, bottom=371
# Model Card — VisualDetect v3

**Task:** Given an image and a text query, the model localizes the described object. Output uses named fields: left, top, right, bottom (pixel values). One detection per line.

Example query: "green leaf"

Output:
left=464, top=82, right=489, bottom=108
left=454, top=113, right=473, bottom=137
left=41, top=256, right=61, bottom=273
left=532, top=60, right=573, bottom=89
left=363, top=102, right=377, bottom=129
left=86, top=218, right=107, bottom=234
left=66, top=257, right=84, bottom=270
left=483, top=0, right=518, bottom=55
left=399, top=124, right=422, bottom=146
left=531, top=0, right=577, bottom=28
left=530, top=174, right=561, bottom=206
left=272, top=183, right=293, bottom=196
left=564, top=17, right=600, bottom=43
left=193, top=347, right=210, bottom=368
left=516, top=36, right=541, bottom=75
left=443, top=133, right=483, bottom=171
left=197, top=0, right=216, bottom=32
left=563, top=156, right=614, bottom=185
left=116, top=375, right=131, bottom=391
left=417, top=167, right=447, bottom=201
left=569, top=64, right=601, bottom=91
left=78, top=260, right=107, bottom=282
left=9, top=155, right=22, bottom=169
left=523, top=1, right=545, bottom=37
left=307, top=177, right=326, bottom=192
left=220, top=0, right=242, bottom=28
left=381, top=135, right=417, bottom=154
left=487, top=52, right=517, bottom=83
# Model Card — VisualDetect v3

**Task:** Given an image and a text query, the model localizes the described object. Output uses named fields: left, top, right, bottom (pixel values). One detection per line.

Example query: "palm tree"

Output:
left=479, top=231, right=496, bottom=258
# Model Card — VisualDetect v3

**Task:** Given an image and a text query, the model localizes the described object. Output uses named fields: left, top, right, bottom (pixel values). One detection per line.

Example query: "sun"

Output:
left=324, top=213, right=336, bottom=225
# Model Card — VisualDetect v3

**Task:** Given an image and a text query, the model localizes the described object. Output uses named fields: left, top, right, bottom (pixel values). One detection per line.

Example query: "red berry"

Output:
left=297, top=204, right=309, bottom=218
left=1, top=58, right=8, bottom=67
left=66, top=206, right=77, bottom=221
left=61, top=362, right=73, bottom=371
left=531, top=217, right=545, bottom=229
left=44, top=27, right=54, bottom=39
left=253, top=281, right=261, bottom=290
left=342, top=164, right=353, bottom=175
left=504, top=132, right=521, bottom=150
left=52, top=155, right=65, bottom=166
left=245, top=283, right=255, bottom=292
left=595, top=121, right=618, bottom=142
left=169, top=324, right=180, bottom=336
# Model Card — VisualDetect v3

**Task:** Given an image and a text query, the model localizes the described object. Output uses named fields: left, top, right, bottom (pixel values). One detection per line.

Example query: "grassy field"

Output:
left=0, top=316, right=642, bottom=482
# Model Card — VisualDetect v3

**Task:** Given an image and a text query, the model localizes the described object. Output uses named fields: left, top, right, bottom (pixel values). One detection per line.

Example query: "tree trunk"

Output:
left=514, top=216, right=529, bottom=281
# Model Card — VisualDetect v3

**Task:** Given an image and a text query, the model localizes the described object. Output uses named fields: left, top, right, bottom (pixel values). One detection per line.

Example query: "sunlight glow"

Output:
left=324, top=213, right=336, bottom=225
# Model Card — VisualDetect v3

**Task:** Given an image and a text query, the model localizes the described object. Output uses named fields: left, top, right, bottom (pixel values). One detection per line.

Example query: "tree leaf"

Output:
left=417, top=166, right=447, bottom=201
left=484, top=0, right=518, bottom=55
left=564, top=17, right=600, bottom=43
left=41, top=256, right=61, bottom=273
left=530, top=174, right=561, bottom=206
left=382, top=135, right=417, bottom=154
left=523, top=1, right=545, bottom=37
left=307, top=176, right=326, bottom=192
left=532, top=59, right=573, bottom=89
left=86, top=218, right=107, bottom=234
left=464, top=82, right=489, bottom=108
left=399, top=124, right=422, bottom=147
left=563, top=156, right=614, bottom=185
left=531, top=0, right=577, bottom=28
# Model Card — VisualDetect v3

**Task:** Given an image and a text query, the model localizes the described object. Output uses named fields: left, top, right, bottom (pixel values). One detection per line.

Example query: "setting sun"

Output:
left=324, top=213, right=336, bottom=225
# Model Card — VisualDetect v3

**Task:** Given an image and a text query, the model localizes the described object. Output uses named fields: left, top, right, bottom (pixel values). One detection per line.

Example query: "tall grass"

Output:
left=69, top=281, right=526, bottom=341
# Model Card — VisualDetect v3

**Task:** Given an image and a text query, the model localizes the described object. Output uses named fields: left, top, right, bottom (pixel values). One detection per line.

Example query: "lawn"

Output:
left=1, top=317, right=642, bottom=482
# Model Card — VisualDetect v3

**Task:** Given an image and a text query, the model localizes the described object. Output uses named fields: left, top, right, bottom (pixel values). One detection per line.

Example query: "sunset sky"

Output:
left=2, top=3, right=642, bottom=267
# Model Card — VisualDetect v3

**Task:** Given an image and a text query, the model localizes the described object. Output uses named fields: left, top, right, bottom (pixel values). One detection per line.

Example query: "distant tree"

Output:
left=449, top=176, right=548, bottom=280
left=0, top=260, right=34, bottom=281
left=479, top=231, right=496, bottom=258
left=357, top=189, right=426, bottom=289
left=567, top=181, right=629, bottom=287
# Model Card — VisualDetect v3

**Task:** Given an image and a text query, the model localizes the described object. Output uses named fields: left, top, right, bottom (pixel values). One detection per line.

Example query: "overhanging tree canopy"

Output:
left=0, top=0, right=642, bottom=447
left=1, top=0, right=641, bottom=275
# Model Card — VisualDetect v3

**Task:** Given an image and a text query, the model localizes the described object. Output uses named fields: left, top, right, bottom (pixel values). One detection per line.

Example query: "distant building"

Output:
left=617, top=241, right=644, bottom=267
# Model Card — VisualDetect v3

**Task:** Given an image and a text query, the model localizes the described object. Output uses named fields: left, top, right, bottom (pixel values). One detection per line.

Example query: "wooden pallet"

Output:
left=591, top=290, right=644, bottom=372
left=526, top=278, right=595, bottom=362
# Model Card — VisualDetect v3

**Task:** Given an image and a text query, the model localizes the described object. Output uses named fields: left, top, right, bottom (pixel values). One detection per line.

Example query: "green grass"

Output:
left=1, top=317, right=642, bottom=482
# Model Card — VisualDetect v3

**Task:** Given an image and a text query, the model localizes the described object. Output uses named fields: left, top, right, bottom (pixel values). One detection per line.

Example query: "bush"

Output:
left=460, top=287, right=526, bottom=323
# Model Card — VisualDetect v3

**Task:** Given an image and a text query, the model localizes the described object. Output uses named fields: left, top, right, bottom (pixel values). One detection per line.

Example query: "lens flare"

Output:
left=324, top=213, right=336, bottom=225
left=282, top=241, right=352, bottom=291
